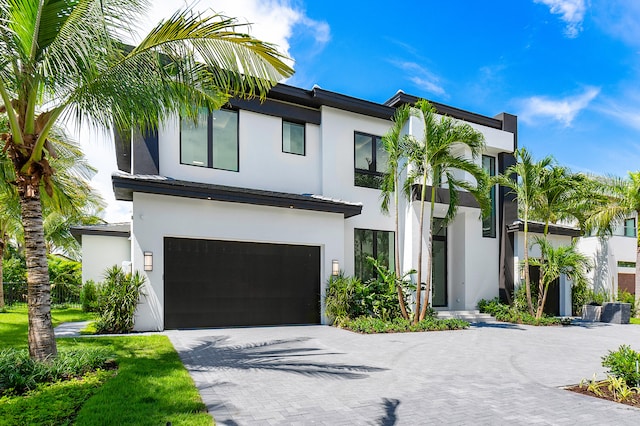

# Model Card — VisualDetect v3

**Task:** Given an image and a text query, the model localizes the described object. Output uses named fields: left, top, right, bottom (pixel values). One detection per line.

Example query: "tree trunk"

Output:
left=21, top=189, right=57, bottom=360
left=394, top=175, right=409, bottom=320
left=414, top=171, right=428, bottom=324
left=536, top=281, right=550, bottom=319
left=523, top=214, right=534, bottom=315
left=420, top=184, right=437, bottom=321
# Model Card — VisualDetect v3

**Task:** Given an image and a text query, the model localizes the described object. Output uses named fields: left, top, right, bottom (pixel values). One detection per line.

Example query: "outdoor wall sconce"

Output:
left=332, top=260, right=340, bottom=276
left=144, top=251, right=153, bottom=271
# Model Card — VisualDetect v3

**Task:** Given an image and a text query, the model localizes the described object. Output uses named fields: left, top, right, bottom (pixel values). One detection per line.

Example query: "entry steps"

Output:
left=436, top=310, right=496, bottom=323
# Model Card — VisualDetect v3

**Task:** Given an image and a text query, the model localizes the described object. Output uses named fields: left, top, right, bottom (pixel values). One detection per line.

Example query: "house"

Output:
left=70, top=223, right=131, bottom=284
left=576, top=214, right=638, bottom=299
left=100, top=83, right=523, bottom=331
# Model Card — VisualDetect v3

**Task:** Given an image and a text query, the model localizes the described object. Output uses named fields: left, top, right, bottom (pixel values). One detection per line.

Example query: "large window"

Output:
left=354, top=132, right=386, bottom=189
left=180, top=109, right=238, bottom=171
left=354, top=229, right=394, bottom=282
left=482, top=155, right=496, bottom=238
left=283, top=121, right=305, bottom=155
left=624, top=218, right=636, bottom=237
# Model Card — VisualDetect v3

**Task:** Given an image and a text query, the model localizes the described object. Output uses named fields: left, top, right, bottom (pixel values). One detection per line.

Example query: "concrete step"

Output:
left=436, top=310, right=496, bottom=323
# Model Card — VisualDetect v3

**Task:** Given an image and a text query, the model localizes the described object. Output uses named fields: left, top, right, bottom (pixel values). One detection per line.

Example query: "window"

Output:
left=354, top=229, right=394, bottom=282
left=180, top=109, right=238, bottom=171
left=354, top=132, right=386, bottom=189
left=618, top=261, right=636, bottom=268
left=482, top=155, right=496, bottom=238
left=283, top=121, right=305, bottom=155
left=624, top=218, right=636, bottom=237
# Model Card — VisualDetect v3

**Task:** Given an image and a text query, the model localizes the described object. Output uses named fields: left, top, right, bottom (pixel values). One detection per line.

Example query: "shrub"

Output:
left=80, top=280, right=100, bottom=313
left=617, top=290, right=638, bottom=318
left=0, top=347, right=113, bottom=396
left=95, top=266, right=146, bottom=334
left=602, top=345, right=640, bottom=388
left=477, top=297, right=561, bottom=326
left=325, top=273, right=361, bottom=322
left=586, top=288, right=609, bottom=305
left=48, top=255, right=82, bottom=305
left=571, top=279, right=589, bottom=315
left=337, top=316, right=469, bottom=333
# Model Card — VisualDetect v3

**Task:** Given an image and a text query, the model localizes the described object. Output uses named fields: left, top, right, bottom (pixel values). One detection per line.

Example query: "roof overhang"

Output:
left=112, top=173, right=363, bottom=218
left=506, top=220, right=581, bottom=237
left=70, top=223, right=131, bottom=242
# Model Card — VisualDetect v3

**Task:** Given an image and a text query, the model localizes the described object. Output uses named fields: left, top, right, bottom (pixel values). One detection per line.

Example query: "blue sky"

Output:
left=87, top=0, right=640, bottom=221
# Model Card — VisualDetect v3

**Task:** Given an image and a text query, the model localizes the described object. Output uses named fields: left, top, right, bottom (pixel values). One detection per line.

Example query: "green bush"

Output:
left=325, top=273, right=361, bottom=322
left=2, top=255, right=26, bottom=284
left=0, top=347, right=113, bottom=396
left=617, top=290, right=638, bottom=318
left=477, top=297, right=561, bottom=326
left=95, top=266, right=146, bottom=334
left=80, top=280, right=100, bottom=313
left=337, top=316, right=469, bottom=333
left=586, top=288, right=609, bottom=305
left=602, top=345, right=640, bottom=388
left=48, top=255, right=82, bottom=305
left=571, top=279, right=589, bottom=315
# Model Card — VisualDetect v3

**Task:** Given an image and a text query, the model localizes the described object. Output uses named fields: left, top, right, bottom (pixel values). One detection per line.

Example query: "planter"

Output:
left=601, top=302, right=631, bottom=324
left=582, top=304, right=602, bottom=322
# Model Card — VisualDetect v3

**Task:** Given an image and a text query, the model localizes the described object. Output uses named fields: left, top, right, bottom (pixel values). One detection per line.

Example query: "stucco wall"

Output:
left=80, top=234, right=131, bottom=284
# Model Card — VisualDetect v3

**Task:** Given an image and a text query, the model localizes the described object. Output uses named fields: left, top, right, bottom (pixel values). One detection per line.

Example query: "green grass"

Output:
left=631, top=317, right=640, bottom=325
left=0, top=307, right=212, bottom=426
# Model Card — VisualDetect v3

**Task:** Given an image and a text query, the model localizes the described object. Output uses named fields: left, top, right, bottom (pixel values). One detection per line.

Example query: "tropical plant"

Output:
left=0, top=0, right=292, bottom=360
left=80, top=280, right=100, bottom=313
left=493, top=148, right=553, bottom=315
left=95, top=266, right=146, bottom=334
left=380, top=104, right=412, bottom=319
left=405, top=99, right=490, bottom=323
left=529, top=238, right=591, bottom=319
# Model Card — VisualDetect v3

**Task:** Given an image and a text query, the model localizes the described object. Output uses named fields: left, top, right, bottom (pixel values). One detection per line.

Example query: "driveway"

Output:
left=166, top=322, right=640, bottom=425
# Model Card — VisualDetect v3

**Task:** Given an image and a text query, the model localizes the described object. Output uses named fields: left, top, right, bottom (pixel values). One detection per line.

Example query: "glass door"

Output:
left=431, top=220, right=447, bottom=308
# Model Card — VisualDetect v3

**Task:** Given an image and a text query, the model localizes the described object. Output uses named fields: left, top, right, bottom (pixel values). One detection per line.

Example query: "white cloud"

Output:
left=535, top=0, right=586, bottom=37
left=519, top=87, right=600, bottom=126
left=392, top=61, right=447, bottom=97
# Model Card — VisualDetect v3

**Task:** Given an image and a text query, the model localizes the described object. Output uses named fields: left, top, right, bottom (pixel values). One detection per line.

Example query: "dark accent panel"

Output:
left=228, top=97, right=321, bottom=125
left=112, top=174, right=362, bottom=218
left=411, top=185, right=480, bottom=208
left=132, top=129, right=159, bottom=175
left=530, top=266, right=560, bottom=316
left=113, top=127, right=131, bottom=173
left=164, top=237, right=321, bottom=328
left=506, top=221, right=581, bottom=237
left=495, top=112, right=518, bottom=149
left=498, top=152, right=517, bottom=303
left=618, top=273, right=636, bottom=296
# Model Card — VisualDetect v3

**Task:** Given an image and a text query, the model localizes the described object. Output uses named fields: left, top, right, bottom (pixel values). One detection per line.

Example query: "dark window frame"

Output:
left=282, top=120, right=306, bottom=156
left=354, top=131, right=384, bottom=189
left=482, top=155, right=496, bottom=238
left=179, top=108, right=239, bottom=172
left=624, top=218, right=636, bottom=238
left=353, top=228, right=395, bottom=282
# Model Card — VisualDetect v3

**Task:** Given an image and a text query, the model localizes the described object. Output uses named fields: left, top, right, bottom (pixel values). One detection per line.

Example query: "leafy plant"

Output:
left=571, top=279, right=589, bottom=315
left=80, top=280, right=100, bottom=313
left=586, top=288, right=609, bottom=306
left=617, top=290, right=638, bottom=318
left=477, top=297, right=561, bottom=326
left=338, top=316, right=469, bottom=334
left=95, top=266, right=146, bottom=334
left=325, top=273, right=360, bottom=322
left=602, top=345, right=640, bottom=388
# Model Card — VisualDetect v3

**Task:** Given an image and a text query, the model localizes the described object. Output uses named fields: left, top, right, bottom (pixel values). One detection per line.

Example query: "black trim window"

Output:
left=354, top=228, right=394, bottom=282
left=354, top=132, right=386, bottom=189
left=282, top=120, right=305, bottom=155
left=624, top=218, right=636, bottom=237
left=180, top=108, right=239, bottom=171
left=482, top=155, right=496, bottom=238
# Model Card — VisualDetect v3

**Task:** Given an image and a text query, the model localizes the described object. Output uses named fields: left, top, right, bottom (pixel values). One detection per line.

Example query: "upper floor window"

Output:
left=354, top=132, right=386, bottom=189
left=482, top=155, right=496, bottom=238
left=180, top=108, right=238, bottom=171
left=283, top=121, right=305, bottom=155
left=624, top=218, right=636, bottom=237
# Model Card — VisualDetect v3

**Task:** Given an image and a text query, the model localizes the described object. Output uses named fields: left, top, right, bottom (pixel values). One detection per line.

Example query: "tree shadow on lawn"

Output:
left=176, top=336, right=387, bottom=380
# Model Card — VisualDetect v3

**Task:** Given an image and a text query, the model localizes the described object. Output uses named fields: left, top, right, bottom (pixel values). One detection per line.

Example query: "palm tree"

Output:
left=530, top=237, right=590, bottom=319
left=494, top=148, right=553, bottom=315
left=587, top=171, right=640, bottom=304
left=0, top=1, right=293, bottom=360
left=405, top=100, right=490, bottom=323
left=380, top=104, right=412, bottom=319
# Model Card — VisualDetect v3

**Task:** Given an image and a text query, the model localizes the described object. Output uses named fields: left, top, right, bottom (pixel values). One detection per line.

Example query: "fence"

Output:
left=1, top=281, right=81, bottom=307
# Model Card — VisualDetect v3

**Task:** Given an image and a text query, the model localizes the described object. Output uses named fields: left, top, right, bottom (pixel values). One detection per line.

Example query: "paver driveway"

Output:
left=166, top=322, right=640, bottom=425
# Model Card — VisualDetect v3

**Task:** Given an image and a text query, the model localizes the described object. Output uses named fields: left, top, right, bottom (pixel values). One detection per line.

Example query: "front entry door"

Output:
left=431, top=220, right=447, bottom=307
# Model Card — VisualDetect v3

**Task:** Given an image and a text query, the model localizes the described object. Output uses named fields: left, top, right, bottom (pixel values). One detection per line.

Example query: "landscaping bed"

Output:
left=566, top=382, right=640, bottom=408
left=335, top=316, right=469, bottom=333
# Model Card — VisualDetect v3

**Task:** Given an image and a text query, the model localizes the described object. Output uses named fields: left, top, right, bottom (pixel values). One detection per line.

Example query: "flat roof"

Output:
left=70, top=223, right=131, bottom=241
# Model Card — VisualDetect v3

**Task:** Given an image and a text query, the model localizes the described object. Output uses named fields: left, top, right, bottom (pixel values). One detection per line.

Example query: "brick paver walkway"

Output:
left=166, top=322, right=640, bottom=425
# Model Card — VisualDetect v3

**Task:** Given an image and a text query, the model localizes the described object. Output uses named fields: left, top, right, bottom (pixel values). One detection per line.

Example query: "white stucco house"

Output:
left=78, top=83, right=537, bottom=331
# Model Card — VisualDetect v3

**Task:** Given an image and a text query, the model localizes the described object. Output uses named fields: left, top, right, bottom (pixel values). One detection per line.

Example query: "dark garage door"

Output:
left=164, top=237, right=321, bottom=328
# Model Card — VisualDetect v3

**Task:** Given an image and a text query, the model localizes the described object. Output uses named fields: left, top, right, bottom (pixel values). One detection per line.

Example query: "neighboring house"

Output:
left=70, top=223, right=131, bottom=283
left=577, top=214, right=638, bottom=299
left=507, top=219, right=582, bottom=316
left=105, top=83, right=520, bottom=331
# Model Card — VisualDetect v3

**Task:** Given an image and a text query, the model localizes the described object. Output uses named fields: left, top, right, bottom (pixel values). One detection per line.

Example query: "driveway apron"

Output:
left=166, top=323, right=640, bottom=425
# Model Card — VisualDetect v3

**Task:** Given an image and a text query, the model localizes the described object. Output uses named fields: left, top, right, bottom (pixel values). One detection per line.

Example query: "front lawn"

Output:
left=631, top=317, right=640, bottom=325
left=0, top=307, right=211, bottom=425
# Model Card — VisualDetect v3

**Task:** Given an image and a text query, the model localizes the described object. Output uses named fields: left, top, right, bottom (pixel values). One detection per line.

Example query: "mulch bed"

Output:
left=566, top=384, right=640, bottom=408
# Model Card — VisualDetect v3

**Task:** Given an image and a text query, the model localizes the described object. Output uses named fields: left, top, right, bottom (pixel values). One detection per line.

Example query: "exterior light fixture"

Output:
left=332, top=260, right=340, bottom=276
left=144, top=251, right=153, bottom=271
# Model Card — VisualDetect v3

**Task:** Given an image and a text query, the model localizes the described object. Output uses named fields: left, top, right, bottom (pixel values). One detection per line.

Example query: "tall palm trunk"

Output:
left=21, top=187, right=57, bottom=360
left=414, top=171, right=429, bottom=324
left=394, top=174, right=409, bottom=319
left=522, top=213, right=534, bottom=315
left=420, top=183, right=437, bottom=321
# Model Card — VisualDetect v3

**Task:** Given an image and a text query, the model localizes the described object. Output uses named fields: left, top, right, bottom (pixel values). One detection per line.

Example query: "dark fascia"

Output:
left=411, top=184, right=481, bottom=209
left=112, top=173, right=363, bottom=218
left=70, top=223, right=131, bottom=242
left=385, top=92, right=504, bottom=130
left=506, top=220, right=581, bottom=237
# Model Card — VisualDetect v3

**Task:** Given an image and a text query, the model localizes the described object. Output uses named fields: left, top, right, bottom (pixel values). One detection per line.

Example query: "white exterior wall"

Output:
left=577, top=235, right=636, bottom=297
left=80, top=235, right=131, bottom=283
left=131, top=192, right=345, bottom=331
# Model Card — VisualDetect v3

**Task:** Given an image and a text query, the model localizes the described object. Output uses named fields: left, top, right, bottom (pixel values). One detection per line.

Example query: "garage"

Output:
left=164, top=237, right=321, bottom=328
